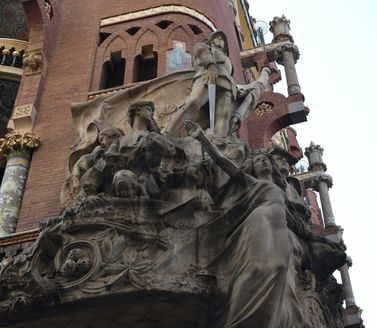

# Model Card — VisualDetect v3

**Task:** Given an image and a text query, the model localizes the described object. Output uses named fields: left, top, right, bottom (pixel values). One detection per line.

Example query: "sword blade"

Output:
left=208, top=83, right=216, bottom=132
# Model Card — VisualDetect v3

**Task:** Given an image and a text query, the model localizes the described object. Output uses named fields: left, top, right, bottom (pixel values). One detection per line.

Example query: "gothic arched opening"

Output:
left=133, top=46, right=158, bottom=82
left=99, top=51, right=126, bottom=89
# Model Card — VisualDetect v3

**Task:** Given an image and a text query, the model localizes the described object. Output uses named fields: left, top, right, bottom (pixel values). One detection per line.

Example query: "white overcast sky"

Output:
left=249, top=0, right=377, bottom=326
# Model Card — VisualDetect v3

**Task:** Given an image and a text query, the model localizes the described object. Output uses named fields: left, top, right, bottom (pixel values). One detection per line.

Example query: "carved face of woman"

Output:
left=212, top=36, right=225, bottom=50
left=252, top=154, right=273, bottom=178
left=99, top=129, right=122, bottom=148
left=272, top=154, right=290, bottom=176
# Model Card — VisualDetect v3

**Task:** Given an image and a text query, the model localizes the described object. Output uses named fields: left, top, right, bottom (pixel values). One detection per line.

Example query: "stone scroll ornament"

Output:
left=0, top=33, right=347, bottom=327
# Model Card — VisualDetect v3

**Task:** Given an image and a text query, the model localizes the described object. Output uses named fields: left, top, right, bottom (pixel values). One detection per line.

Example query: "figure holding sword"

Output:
left=167, top=31, right=236, bottom=136
left=167, top=31, right=275, bottom=137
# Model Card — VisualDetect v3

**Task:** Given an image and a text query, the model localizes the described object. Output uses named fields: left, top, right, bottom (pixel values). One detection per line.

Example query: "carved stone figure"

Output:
left=159, top=160, right=214, bottom=215
left=270, top=146, right=311, bottom=222
left=72, top=127, right=123, bottom=192
left=270, top=146, right=346, bottom=281
left=112, top=169, right=146, bottom=198
left=270, top=146, right=346, bottom=327
left=167, top=31, right=236, bottom=136
left=185, top=120, right=302, bottom=327
left=166, top=31, right=274, bottom=137
left=6, top=32, right=347, bottom=326
left=73, top=101, right=178, bottom=200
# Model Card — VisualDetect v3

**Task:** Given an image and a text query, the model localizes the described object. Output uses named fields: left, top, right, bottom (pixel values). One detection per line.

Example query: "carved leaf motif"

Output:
left=127, top=270, right=146, bottom=289
left=80, top=271, right=125, bottom=294
left=133, top=259, right=153, bottom=274
left=101, top=235, right=112, bottom=263
left=110, top=232, right=126, bottom=262
left=123, top=248, right=138, bottom=266
left=101, top=230, right=127, bottom=264
left=104, top=263, right=127, bottom=276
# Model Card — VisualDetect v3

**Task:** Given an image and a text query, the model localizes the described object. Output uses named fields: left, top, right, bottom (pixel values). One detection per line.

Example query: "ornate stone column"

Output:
left=316, top=174, right=336, bottom=227
left=0, top=132, right=40, bottom=236
left=340, top=257, right=356, bottom=307
left=270, top=16, right=301, bottom=96
left=305, top=142, right=336, bottom=227
left=304, top=142, right=363, bottom=327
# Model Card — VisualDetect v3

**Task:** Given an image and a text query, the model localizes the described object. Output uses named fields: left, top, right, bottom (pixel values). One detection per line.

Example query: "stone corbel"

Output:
left=22, top=50, right=44, bottom=75
left=8, top=104, right=37, bottom=134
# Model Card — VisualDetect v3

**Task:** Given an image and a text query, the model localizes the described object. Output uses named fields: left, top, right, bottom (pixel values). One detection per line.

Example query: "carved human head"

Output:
left=251, top=153, right=273, bottom=177
left=98, top=127, right=123, bottom=148
left=127, top=101, right=155, bottom=129
left=112, top=170, right=143, bottom=198
left=207, top=31, right=229, bottom=55
left=242, top=150, right=286, bottom=190
left=269, top=146, right=298, bottom=177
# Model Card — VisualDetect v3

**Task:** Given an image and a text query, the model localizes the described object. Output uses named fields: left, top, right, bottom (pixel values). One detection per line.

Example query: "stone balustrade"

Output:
left=0, top=38, right=28, bottom=69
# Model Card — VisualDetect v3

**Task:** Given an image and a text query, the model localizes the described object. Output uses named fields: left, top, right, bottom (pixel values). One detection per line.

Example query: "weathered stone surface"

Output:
left=1, top=32, right=347, bottom=328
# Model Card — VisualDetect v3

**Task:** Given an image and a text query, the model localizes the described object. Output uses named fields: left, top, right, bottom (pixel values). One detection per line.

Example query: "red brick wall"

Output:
left=306, top=189, right=325, bottom=230
left=16, top=0, right=246, bottom=231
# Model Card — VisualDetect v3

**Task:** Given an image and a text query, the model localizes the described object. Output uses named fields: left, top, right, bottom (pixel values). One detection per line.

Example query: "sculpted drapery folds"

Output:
left=185, top=120, right=303, bottom=327
left=0, top=32, right=346, bottom=327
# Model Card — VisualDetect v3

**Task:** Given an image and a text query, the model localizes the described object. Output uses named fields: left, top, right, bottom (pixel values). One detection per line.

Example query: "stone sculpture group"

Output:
left=0, top=31, right=346, bottom=328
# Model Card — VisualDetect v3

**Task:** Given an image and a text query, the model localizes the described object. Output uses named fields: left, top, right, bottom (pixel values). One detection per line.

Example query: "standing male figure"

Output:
left=167, top=31, right=237, bottom=136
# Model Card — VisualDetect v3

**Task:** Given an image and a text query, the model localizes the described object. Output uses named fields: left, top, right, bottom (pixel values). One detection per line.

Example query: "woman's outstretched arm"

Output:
left=185, top=120, right=240, bottom=178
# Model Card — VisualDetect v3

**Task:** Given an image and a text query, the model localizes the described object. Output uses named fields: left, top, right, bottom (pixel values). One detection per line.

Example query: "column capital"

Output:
left=0, top=132, right=41, bottom=155
left=317, top=173, right=333, bottom=188
left=273, top=43, right=300, bottom=65
left=346, top=255, right=353, bottom=267
left=303, top=173, right=333, bottom=191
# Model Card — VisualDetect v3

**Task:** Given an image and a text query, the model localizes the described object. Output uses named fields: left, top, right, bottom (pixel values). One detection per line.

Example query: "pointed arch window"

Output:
left=133, top=44, right=158, bottom=82
left=99, top=51, right=126, bottom=89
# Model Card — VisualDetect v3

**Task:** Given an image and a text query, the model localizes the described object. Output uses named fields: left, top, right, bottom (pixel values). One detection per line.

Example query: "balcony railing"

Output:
left=0, top=38, right=28, bottom=69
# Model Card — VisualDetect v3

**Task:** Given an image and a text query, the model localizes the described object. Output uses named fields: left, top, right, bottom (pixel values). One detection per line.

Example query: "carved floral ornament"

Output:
left=255, top=102, right=274, bottom=116
left=0, top=132, right=40, bottom=155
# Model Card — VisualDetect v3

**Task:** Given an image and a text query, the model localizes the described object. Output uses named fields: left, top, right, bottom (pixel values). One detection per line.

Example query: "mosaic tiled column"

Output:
left=0, top=132, right=40, bottom=236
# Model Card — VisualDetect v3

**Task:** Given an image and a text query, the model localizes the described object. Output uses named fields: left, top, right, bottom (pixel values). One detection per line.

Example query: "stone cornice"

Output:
left=100, top=5, right=216, bottom=31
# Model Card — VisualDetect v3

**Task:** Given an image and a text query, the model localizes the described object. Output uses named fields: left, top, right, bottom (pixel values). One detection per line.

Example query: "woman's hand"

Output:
left=185, top=120, right=204, bottom=140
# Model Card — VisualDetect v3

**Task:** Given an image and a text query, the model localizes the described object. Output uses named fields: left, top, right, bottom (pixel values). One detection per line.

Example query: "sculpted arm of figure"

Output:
left=185, top=120, right=240, bottom=178
left=229, top=66, right=273, bottom=134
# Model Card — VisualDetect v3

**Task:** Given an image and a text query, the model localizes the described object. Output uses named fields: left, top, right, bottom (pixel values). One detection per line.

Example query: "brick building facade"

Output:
left=0, top=1, right=363, bottom=327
